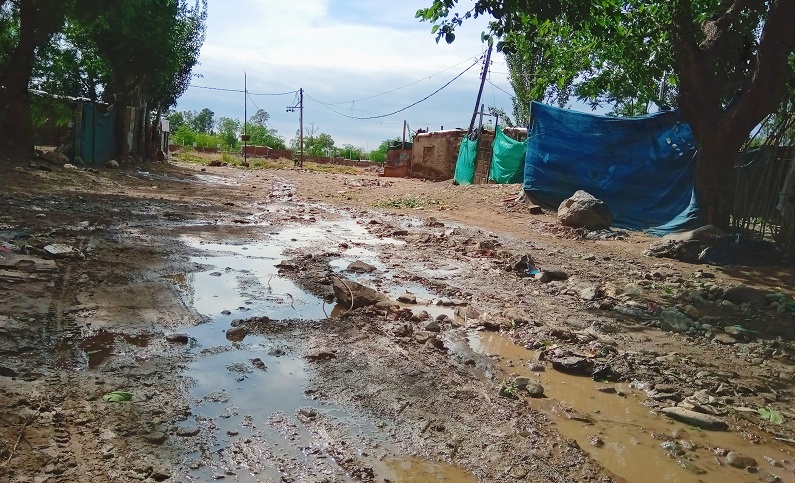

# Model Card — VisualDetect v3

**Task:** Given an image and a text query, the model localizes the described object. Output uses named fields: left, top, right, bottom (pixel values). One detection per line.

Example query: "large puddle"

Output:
left=469, top=332, right=795, bottom=483
left=172, top=220, right=474, bottom=481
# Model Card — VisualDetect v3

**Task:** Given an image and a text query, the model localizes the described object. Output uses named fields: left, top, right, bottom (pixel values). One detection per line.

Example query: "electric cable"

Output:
left=305, top=59, right=480, bottom=120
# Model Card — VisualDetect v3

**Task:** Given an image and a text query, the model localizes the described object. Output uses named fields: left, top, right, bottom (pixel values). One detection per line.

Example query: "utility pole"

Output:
left=468, top=44, right=493, bottom=135
left=402, top=120, right=407, bottom=149
left=299, top=88, right=304, bottom=168
left=286, top=87, right=304, bottom=168
left=243, top=71, right=248, bottom=166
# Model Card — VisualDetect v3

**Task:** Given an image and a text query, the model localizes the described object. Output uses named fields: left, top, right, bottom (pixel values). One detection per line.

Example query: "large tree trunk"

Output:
left=672, top=0, right=795, bottom=229
left=0, top=0, right=65, bottom=157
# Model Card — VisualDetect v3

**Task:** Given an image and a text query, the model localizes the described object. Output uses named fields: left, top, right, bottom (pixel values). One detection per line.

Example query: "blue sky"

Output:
left=174, top=0, right=517, bottom=150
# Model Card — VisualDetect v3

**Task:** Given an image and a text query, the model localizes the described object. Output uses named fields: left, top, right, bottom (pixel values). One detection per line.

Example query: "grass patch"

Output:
left=172, top=150, right=364, bottom=174
left=375, top=195, right=443, bottom=209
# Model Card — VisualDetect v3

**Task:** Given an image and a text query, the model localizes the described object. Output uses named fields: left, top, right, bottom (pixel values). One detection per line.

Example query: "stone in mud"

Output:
left=501, top=307, right=535, bottom=326
left=250, top=358, right=267, bottom=371
left=725, top=451, right=757, bottom=468
left=528, top=362, right=546, bottom=372
left=305, top=349, right=336, bottom=361
left=524, top=381, right=544, bottom=398
left=165, top=333, right=189, bottom=344
left=346, top=260, right=377, bottom=273
left=580, top=285, right=600, bottom=301
left=0, top=366, right=19, bottom=378
left=677, top=459, right=707, bottom=475
left=588, top=435, right=605, bottom=447
left=425, top=320, right=441, bottom=332
left=144, top=431, right=168, bottom=445
left=397, top=293, right=417, bottom=304
left=551, top=356, right=593, bottom=375
left=723, top=285, right=769, bottom=309
left=331, top=276, right=389, bottom=310
left=225, top=325, right=247, bottom=342
left=596, top=386, right=616, bottom=394
left=712, top=333, right=737, bottom=345
left=276, top=259, right=298, bottom=270
left=176, top=426, right=200, bottom=437
left=660, top=407, right=728, bottom=430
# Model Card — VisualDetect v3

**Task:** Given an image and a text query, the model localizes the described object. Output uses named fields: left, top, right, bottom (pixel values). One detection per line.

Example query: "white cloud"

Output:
left=176, top=0, right=516, bottom=148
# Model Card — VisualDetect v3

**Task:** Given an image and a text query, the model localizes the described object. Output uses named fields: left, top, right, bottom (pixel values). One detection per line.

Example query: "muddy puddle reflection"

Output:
left=174, top=230, right=474, bottom=481
left=469, top=332, right=795, bottom=483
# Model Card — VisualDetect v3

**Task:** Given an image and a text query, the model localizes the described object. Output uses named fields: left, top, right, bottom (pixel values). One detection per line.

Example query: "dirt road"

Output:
left=2, top=159, right=795, bottom=482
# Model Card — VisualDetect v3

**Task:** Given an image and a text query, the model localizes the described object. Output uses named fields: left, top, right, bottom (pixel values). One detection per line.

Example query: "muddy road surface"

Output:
left=2, top=159, right=795, bottom=483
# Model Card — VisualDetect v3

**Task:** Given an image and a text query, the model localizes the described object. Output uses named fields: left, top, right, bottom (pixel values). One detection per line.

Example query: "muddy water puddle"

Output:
left=469, top=332, right=795, bottom=483
left=173, top=227, right=472, bottom=481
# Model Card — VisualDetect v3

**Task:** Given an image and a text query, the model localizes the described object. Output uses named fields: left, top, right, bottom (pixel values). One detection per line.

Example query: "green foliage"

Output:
left=369, top=137, right=401, bottom=163
left=102, top=391, right=133, bottom=402
left=758, top=407, right=784, bottom=425
left=216, top=117, right=241, bottom=149
left=375, top=196, right=443, bottom=209
left=191, top=107, right=214, bottom=134
left=246, top=124, right=286, bottom=150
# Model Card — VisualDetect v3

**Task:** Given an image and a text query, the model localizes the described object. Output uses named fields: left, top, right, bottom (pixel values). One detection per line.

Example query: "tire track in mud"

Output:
left=39, top=237, right=90, bottom=481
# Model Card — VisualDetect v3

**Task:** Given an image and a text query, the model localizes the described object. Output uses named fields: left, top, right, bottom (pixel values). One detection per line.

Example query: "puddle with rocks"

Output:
left=468, top=331, right=795, bottom=483
left=171, top=226, right=472, bottom=481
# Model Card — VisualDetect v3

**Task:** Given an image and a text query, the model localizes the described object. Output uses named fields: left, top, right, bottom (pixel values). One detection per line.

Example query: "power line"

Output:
left=305, top=59, right=480, bottom=120
left=189, top=84, right=298, bottom=96
left=487, top=79, right=514, bottom=98
left=319, top=55, right=482, bottom=106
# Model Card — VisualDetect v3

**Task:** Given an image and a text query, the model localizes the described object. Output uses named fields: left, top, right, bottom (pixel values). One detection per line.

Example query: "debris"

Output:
left=660, top=407, right=728, bottom=430
left=44, top=244, right=84, bottom=260
left=102, top=391, right=133, bottom=402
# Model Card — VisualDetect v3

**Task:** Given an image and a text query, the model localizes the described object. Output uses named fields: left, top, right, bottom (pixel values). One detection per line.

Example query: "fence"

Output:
left=730, top=146, right=795, bottom=256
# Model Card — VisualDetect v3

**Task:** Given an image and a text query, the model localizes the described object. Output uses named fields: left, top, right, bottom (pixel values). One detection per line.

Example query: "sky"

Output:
left=174, top=0, right=517, bottom=151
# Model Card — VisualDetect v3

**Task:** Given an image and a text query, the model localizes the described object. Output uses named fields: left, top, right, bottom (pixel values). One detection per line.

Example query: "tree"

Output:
left=216, top=117, right=241, bottom=150
left=369, top=137, right=401, bottom=163
left=191, top=107, right=214, bottom=134
left=0, top=0, right=68, bottom=154
left=249, top=108, right=269, bottom=127
left=418, top=0, right=795, bottom=227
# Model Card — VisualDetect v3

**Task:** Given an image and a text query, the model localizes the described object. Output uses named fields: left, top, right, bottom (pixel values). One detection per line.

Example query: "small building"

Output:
left=410, top=129, right=467, bottom=180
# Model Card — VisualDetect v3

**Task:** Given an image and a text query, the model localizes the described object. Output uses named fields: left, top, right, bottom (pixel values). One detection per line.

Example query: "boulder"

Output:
left=660, top=407, right=728, bottom=430
left=557, top=190, right=613, bottom=230
left=106, top=159, right=120, bottom=169
left=331, top=276, right=389, bottom=310
left=643, top=225, right=727, bottom=263
left=346, top=260, right=377, bottom=273
left=43, top=150, right=69, bottom=165
left=723, top=284, right=769, bottom=309
left=225, top=326, right=248, bottom=342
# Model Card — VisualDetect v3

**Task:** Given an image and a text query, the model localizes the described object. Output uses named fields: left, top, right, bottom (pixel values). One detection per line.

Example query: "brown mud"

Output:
left=1, top=159, right=794, bottom=482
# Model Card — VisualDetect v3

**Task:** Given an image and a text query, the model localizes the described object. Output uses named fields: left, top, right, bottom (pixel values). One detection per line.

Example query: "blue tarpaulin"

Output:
left=524, top=101, right=703, bottom=234
left=80, top=103, right=116, bottom=165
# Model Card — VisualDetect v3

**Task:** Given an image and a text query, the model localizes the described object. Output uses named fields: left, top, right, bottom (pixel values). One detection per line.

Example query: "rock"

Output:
left=724, top=285, right=769, bottom=309
left=528, top=362, right=545, bottom=372
left=596, top=386, right=616, bottom=394
left=725, top=451, right=757, bottom=468
left=305, top=349, right=336, bottom=361
left=331, top=276, right=389, bottom=309
left=44, top=243, right=83, bottom=260
left=536, top=269, right=568, bottom=283
left=676, top=459, right=707, bottom=475
left=528, top=204, right=543, bottom=215
left=551, top=356, right=593, bottom=375
left=644, top=225, right=726, bottom=262
left=144, top=431, right=168, bottom=445
left=43, top=150, right=69, bottom=165
left=524, top=381, right=544, bottom=397
left=712, top=333, right=737, bottom=345
left=63, top=163, right=78, bottom=170
left=105, top=159, right=120, bottom=169
left=580, top=285, right=600, bottom=301
left=423, top=217, right=445, bottom=227
left=557, top=190, right=613, bottom=230
left=660, top=407, right=728, bottom=430
left=501, top=307, right=535, bottom=326
left=250, top=358, right=267, bottom=371
left=346, top=260, right=376, bottom=273
left=425, top=320, right=441, bottom=332
left=0, top=366, right=18, bottom=378
left=176, top=426, right=200, bottom=437
left=397, top=293, right=417, bottom=304
left=588, top=436, right=605, bottom=447
left=165, top=333, right=189, bottom=344
left=510, top=254, right=535, bottom=274
left=659, top=308, right=693, bottom=333
left=681, top=305, right=702, bottom=320
left=225, top=326, right=247, bottom=342
left=298, top=408, right=317, bottom=418
left=389, top=323, right=413, bottom=337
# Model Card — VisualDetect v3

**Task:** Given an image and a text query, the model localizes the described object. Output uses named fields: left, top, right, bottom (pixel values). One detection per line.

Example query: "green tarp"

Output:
left=454, top=137, right=478, bottom=185
left=489, top=126, right=526, bottom=184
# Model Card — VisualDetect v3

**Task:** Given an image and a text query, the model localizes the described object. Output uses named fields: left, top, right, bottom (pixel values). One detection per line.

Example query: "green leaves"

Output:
left=102, top=391, right=133, bottom=402
left=758, top=407, right=784, bottom=425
